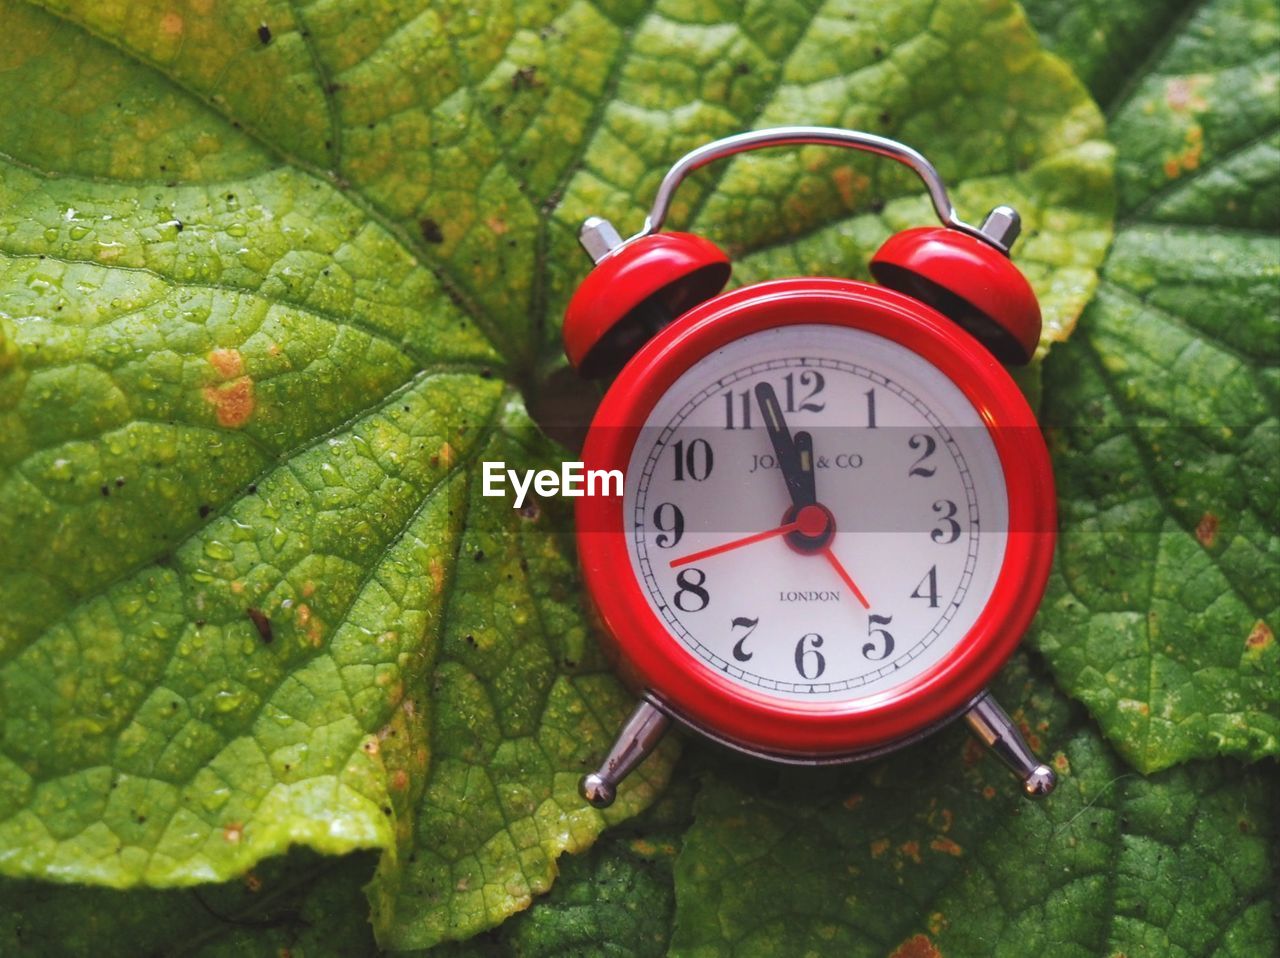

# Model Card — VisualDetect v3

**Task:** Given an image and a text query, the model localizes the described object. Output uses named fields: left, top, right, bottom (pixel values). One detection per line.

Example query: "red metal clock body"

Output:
left=563, top=127, right=1059, bottom=806
left=578, top=277, right=1055, bottom=757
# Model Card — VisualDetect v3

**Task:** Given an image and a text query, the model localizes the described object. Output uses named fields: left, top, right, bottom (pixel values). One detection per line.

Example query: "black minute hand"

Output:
left=754, top=382, right=815, bottom=509
left=794, top=429, right=817, bottom=507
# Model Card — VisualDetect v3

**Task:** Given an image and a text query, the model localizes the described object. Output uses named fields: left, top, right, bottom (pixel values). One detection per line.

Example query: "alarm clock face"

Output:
left=622, top=323, right=1009, bottom=703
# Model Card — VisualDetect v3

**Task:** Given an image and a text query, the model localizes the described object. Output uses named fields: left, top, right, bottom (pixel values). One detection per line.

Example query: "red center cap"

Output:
left=795, top=504, right=830, bottom=538
left=785, top=503, right=836, bottom=554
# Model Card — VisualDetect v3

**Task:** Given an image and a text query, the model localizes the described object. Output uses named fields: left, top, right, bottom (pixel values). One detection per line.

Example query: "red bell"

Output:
left=564, top=228, right=730, bottom=379
left=871, top=221, right=1041, bottom=365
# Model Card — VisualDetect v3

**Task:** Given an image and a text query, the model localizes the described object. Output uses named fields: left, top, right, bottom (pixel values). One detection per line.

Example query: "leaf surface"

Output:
left=2, top=850, right=381, bottom=957
left=1026, top=0, right=1280, bottom=771
left=0, top=0, right=1109, bottom=949
left=669, top=657, right=1278, bottom=957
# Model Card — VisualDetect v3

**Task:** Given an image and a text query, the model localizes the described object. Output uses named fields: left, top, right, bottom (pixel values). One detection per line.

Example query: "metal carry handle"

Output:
left=636, top=126, right=1000, bottom=250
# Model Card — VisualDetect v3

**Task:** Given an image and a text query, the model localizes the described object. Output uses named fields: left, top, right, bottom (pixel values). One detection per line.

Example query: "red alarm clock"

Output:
left=563, top=128, right=1057, bottom=807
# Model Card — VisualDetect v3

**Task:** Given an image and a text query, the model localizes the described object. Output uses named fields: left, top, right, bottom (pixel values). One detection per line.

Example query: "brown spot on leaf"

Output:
left=1195, top=512, right=1219, bottom=548
left=1245, top=620, right=1273, bottom=651
left=889, top=934, right=942, bottom=958
left=870, top=837, right=891, bottom=859
left=203, top=378, right=255, bottom=428
left=161, top=12, right=184, bottom=36
left=246, top=607, right=273, bottom=643
left=842, top=792, right=863, bottom=811
left=1163, top=124, right=1205, bottom=179
left=208, top=348, right=244, bottom=379
left=222, top=822, right=243, bottom=843
left=831, top=165, right=869, bottom=206
left=392, top=769, right=409, bottom=790
left=243, top=871, right=262, bottom=892
left=511, top=65, right=539, bottom=90
left=930, top=837, right=963, bottom=857
left=961, top=737, right=985, bottom=766
left=429, top=557, right=445, bottom=594
left=419, top=218, right=444, bottom=244
left=295, top=603, right=323, bottom=646
left=438, top=441, right=454, bottom=467
left=900, top=840, right=923, bottom=864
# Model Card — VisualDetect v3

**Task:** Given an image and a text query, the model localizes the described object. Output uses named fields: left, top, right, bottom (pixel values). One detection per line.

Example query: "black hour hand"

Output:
left=754, top=382, right=815, bottom=509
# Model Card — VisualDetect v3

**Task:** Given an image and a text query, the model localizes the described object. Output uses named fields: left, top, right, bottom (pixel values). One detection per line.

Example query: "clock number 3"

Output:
left=931, top=499, right=960, bottom=544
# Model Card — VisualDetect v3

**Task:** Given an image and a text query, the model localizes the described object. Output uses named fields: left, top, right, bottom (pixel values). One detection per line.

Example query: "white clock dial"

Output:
left=624, top=324, right=1009, bottom=702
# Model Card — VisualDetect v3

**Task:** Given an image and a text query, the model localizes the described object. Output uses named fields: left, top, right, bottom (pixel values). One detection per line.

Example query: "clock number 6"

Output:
left=674, top=568, right=710, bottom=612
left=794, top=633, right=825, bottom=679
left=863, top=614, right=895, bottom=660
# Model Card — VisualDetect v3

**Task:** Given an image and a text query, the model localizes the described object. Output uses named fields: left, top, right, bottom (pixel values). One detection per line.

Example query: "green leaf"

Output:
left=0, top=0, right=1110, bottom=949
left=1025, top=0, right=1280, bottom=771
left=1, top=771, right=698, bottom=957
left=668, top=656, right=1279, bottom=957
left=430, top=773, right=696, bottom=958
left=2, top=850, right=381, bottom=957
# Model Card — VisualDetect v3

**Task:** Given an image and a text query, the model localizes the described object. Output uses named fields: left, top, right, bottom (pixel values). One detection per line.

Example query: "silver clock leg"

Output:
left=580, top=699, right=671, bottom=809
left=579, top=216, right=624, bottom=263
left=964, top=690, right=1057, bottom=798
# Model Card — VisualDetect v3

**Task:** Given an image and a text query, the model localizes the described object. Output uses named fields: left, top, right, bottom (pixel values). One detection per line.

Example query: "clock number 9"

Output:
left=672, top=438, right=714, bottom=481
left=794, top=633, right=825, bottom=679
left=652, top=502, right=684, bottom=548
left=674, top=568, right=710, bottom=612
left=863, top=614, right=895, bottom=660
left=907, top=433, right=937, bottom=477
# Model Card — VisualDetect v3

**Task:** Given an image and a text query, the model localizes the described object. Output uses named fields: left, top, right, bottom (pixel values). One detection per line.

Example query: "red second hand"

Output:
left=669, top=521, right=800, bottom=568
left=820, top=546, right=871, bottom=609
left=668, top=509, right=872, bottom=610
